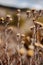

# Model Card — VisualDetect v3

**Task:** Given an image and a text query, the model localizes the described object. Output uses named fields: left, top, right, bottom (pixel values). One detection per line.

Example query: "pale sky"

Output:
left=0, top=0, right=43, bottom=10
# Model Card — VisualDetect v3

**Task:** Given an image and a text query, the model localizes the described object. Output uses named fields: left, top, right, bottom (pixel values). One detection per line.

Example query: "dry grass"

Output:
left=37, top=16, right=43, bottom=24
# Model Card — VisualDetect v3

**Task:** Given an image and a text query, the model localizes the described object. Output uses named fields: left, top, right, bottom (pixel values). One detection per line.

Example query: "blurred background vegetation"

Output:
left=9, top=13, right=25, bottom=28
left=37, top=16, right=43, bottom=23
